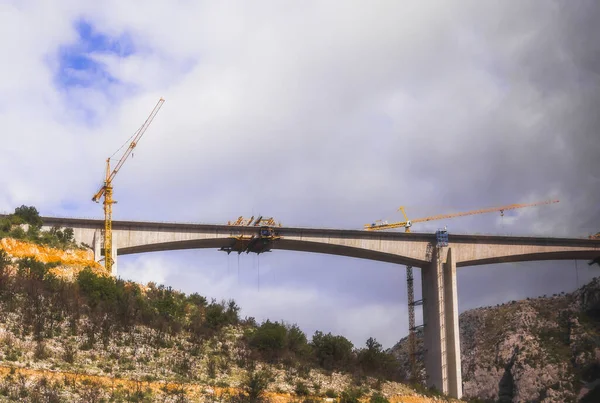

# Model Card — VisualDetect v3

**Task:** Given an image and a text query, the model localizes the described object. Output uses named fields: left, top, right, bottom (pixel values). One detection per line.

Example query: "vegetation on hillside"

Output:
left=0, top=205, right=79, bottom=250
left=0, top=205, right=449, bottom=401
left=0, top=253, right=408, bottom=402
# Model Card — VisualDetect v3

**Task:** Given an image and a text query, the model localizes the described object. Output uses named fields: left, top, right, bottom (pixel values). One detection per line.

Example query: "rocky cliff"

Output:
left=392, top=277, right=600, bottom=402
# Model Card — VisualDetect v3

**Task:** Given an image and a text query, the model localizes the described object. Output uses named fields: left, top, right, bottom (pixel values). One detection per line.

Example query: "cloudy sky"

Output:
left=1, top=1, right=599, bottom=348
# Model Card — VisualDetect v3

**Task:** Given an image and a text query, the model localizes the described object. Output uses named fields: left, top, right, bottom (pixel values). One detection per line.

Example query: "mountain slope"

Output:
left=392, top=277, right=600, bottom=402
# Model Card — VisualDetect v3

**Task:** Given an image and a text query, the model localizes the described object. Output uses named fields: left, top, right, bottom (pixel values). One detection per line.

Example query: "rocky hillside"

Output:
left=0, top=236, right=462, bottom=403
left=392, top=278, right=600, bottom=402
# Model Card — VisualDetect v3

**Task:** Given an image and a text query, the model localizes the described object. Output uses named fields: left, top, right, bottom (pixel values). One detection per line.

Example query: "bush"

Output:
left=294, top=381, right=310, bottom=396
left=14, top=205, right=43, bottom=228
left=34, top=341, right=50, bottom=360
left=1, top=205, right=79, bottom=249
left=77, top=268, right=118, bottom=309
left=311, top=331, right=354, bottom=370
left=357, top=337, right=396, bottom=378
left=370, top=393, right=390, bottom=403
left=287, top=324, right=309, bottom=357
left=207, top=356, right=217, bottom=379
left=340, top=387, right=364, bottom=403
left=325, top=389, right=337, bottom=398
left=249, top=320, right=287, bottom=361
left=241, top=369, right=272, bottom=401
left=63, top=343, right=77, bottom=364
left=204, top=299, right=240, bottom=330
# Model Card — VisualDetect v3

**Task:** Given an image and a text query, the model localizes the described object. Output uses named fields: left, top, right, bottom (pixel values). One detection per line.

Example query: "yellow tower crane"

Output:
left=365, top=199, right=560, bottom=231
left=365, top=199, right=560, bottom=384
left=92, top=98, right=165, bottom=273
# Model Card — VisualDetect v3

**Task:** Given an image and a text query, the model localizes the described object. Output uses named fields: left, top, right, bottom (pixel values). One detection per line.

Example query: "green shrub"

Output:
left=14, top=205, right=43, bottom=228
left=370, top=393, right=390, bottom=403
left=294, top=381, right=310, bottom=396
left=311, top=331, right=354, bottom=370
left=325, top=389, right=338, bottom=398
left=340, top=387, right=363, bottom=403
left=241, top=369, right=272, bottom=400
left=249, top=320, right=287, bottom=360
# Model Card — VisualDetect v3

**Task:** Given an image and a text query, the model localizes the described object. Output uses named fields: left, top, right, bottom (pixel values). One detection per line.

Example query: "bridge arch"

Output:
left=118, top=238, right=429, bottom=268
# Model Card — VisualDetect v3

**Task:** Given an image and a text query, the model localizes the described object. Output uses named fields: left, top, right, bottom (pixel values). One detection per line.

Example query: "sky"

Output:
left=1, top=0, right=599, bottom=349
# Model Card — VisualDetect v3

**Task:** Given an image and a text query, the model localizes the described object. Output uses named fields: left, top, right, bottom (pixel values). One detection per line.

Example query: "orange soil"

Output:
left=0, top=365, right=443, bottom=402
left=0, top=238, right=108, bottom=278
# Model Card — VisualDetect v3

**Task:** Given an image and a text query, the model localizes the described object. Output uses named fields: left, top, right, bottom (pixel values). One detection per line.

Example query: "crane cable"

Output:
left=257, top=254, right=260, bottom=292
left=575, top=259, right=579, bottom=289
left=109, top=124, right=144, bottom=160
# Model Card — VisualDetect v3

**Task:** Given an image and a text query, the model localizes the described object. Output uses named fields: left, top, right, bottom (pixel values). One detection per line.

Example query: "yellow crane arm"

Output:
left=364, top=199, right=559, bottom=231
left=92, top=97, right=165, bottom=202
left=90, top=97, right=165, bottom=275
left=411, top=199, right=560, bottom=224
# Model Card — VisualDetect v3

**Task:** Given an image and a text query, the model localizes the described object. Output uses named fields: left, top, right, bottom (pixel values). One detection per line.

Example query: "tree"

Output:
left=13, top=205, right=43, bottom=228
left=287, top=324, right=309, bottom=357
left=62, top=227, right=74, bottom=244
left=77, top=268, right=118, bottom=309
left=358, top=337, right=392, bottom=375
left=311, top=331, right=354, bottom=370
left=0, top=217, right=11, bottom=234
left=249, top=320, right=287, bottom=361
left=241, top=369, right=272, bottom=401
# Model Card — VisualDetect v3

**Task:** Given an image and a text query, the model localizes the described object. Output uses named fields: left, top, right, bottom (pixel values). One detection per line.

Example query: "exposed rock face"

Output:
left=0, top=238, right=106, bottom=279
left=391, top=277, right=600, bottom=402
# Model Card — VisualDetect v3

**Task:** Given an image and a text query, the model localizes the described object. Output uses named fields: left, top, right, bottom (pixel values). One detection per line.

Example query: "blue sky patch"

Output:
left=52, top=19, right=139, bottom=125
left=55, top=19, right=134, bottom=89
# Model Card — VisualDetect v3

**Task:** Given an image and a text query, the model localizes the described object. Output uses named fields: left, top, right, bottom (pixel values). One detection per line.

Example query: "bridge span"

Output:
left=39, top=216, right=600, bottom=399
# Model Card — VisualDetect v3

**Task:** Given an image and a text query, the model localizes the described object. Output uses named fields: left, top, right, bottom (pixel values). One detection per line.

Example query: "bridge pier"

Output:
left=93, top=229, right=118, bottom=277
left=93, top=230, right=102, bottom=263
left=421, top=246, right=462, bottom=399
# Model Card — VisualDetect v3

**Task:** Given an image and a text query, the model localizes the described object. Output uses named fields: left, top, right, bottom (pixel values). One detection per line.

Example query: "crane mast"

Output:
left=92, top=98, right=165, bottom=274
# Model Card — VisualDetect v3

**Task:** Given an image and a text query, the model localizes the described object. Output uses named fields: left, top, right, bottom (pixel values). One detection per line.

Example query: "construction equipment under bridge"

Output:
left=219, top=216, right=281, bottom=254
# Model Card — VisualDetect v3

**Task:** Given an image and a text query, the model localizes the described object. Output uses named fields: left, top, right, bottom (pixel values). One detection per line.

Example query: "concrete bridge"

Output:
left=40, top=216, right=600, bottom=399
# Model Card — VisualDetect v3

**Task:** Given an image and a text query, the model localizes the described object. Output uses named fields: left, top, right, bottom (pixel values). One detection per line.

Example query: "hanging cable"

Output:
left=109, top=128, right=141, bottom=160
left=575, top=259, right=579, bottom=289
left=257, top=254, right=260, bottom=292
left=237, top=253, right=240, bottom=284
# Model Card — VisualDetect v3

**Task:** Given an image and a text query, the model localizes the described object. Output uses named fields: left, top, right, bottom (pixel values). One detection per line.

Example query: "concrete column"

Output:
left=111, top=232, right=118, bottom=277
left=93, top=229, right=102, bottom=263
left=421, top=246, right=448, bottom=394
left=444, top=248, right=462, bottom=399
